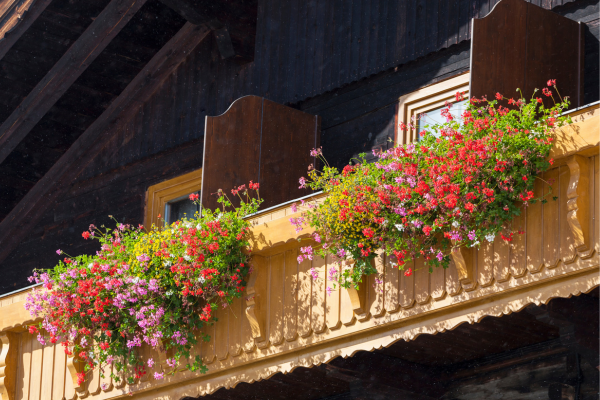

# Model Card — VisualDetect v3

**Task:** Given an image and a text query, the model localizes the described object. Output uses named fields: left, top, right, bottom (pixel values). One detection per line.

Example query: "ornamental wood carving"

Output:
left=0, top=333, right=17, bottom=400
left=66, top=342, right=89, bottom=399
left=245, top=256, right=268, bottom=347
left=566, top=155, right=594, bottom=260
left=450, top=244, right=477, bottom=291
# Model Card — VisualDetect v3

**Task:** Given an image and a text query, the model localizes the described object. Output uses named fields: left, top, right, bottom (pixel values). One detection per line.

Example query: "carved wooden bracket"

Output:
left=566, top=155, right=594, bottom=261
left=450, top=245, right=477, bottom=291
left=342, top=261, right=370, bottom=322
left=345, top=279, right=370, bottom=322
left=0, top=333, right=18, bottom=400
left=66, top=343, right=89, bottom=398
left=245, top=256, right=269, bottom=348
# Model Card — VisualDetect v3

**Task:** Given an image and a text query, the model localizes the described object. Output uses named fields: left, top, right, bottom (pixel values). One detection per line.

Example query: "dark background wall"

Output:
left=1, top=0, right=598, bottom=293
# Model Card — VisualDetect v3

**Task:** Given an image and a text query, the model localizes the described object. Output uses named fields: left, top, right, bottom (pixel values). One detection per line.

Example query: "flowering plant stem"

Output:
left=26, top=183, right=262, bottom=387
left=295, top=82, right=570, bottom=289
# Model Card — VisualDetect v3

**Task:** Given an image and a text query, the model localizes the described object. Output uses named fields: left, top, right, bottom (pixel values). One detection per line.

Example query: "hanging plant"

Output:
left=25, top=183, right=262, bottom=386
left=293, top=81, right=571, bottom=289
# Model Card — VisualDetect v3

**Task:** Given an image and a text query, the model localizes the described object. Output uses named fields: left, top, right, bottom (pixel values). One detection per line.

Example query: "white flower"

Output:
left=485, top=233, right=495, bottom=243
left=165, top=290, right=174, bottom=296
left=470, top=240, right=480, bottom=247
left=196, top=224, right=201, bottom=230
left=395, top=224, right=405, bottom=231
left=183, top=255, right=191, bottom=261
left=382, top=220, right=388, bottom=226
left=163, top=260, right=171, bottom=267
left=198, top=276, right=205, bottom=284
left=452, top=221, right=460, bottom=228
left=132, top=277, right=140, bottom=284
left=88, top=263, right=94, bottom=268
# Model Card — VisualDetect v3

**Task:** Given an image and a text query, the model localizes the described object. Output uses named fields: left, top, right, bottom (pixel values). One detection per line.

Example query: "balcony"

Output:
left=0, top=103, right=598, bottom=400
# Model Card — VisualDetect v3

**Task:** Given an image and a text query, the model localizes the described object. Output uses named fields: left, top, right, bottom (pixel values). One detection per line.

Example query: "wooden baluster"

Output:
left=16, top=335, right=33, bottom=400
left=414, top=257, right=430, bottom=305
left=325, top=255, right=342, bottom=330
left=215, top=303, right=229, bottom=361
left=29, top=335, right=44, bottom=400
left=384, top=253, right=400, bottom=313
left=269, top=253, right=285, bottom=345
left=399, top=259, right=415, bottom=309
left=228, top=296, right=243, bottom=357
left=477, top=241, right=494, bottom=287
left=201, top=323, right=216, bottom=365
left=283, top=248, right=299, bottom=341
left=510, top=206, right=527, bottom=278
left=40, top=343, right=56, bottom=398
left=445, top=258, right=462, bottom=296
left=368, top=251, right=386, bottom=317
left=494, top=234, right=511, bottom=283
left=340, top=261, right=357, bottom=325
left=297, top=258, right=313, bottom=337
left=543, top=168, right=560, bottom=268
left=311, top=255, right=327, bottom=334
left=430, top=264, right=446, bottom=301
left=527, top=172, right=544, bottom=273
left=52, top=341, right=68, bottom=400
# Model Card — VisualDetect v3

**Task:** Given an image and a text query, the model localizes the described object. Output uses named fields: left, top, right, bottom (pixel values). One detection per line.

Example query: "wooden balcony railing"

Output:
left=0, top=104, right=598, bottom=400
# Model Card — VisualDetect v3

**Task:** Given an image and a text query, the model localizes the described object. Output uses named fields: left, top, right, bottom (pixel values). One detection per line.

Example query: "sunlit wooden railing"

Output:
left=0, top=104, right=598, bottom=400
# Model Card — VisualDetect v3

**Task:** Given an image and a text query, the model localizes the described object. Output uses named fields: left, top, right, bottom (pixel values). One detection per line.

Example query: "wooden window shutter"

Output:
left=470, top=0, right=584, bottom=108
left=201, top=95, right=321, bottom=211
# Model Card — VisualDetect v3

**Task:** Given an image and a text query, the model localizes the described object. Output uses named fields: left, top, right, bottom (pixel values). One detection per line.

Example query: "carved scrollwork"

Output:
left=245, top=256, right=269, bottom=348
left=450, top=245, right=477, bottom=291
left=566, top=155, right=594, bottom=261
left=66, top=342, right=89, bottom=398
left=0, top=333, right=13, bottom=400
left=345, top=281, right=370, bottom=322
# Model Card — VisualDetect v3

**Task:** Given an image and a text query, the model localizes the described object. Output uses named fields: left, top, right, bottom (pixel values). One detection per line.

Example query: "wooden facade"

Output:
left=0, top=0, right=599, bottom=398
left=0, top=105, right=598, bottom=399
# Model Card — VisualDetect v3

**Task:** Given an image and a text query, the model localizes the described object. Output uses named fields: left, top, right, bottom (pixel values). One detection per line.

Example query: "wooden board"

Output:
left=471, top=0, right=584, bottom=108
left=202, top=95, right=320, bottom=211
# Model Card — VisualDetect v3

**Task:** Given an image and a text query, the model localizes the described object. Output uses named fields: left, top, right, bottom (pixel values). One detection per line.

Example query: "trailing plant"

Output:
left=25, top=183, right=262, bottom=386
left=292, top=81, right=570, bottom=289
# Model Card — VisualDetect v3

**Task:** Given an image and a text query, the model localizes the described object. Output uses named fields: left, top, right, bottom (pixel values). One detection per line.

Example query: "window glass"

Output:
left=165, top=192, right=200, bottom=224
left=417, top=99, right=468, bottom=139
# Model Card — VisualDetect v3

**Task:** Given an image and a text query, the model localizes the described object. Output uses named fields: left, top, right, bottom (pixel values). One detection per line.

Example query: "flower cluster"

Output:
left=296, top=82, right=570, bottom=289
left=25, top=185, right=262, bottom=386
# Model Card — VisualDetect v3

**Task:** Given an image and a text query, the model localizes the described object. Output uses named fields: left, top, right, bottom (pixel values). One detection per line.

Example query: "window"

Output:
left=396, top=72, right=470, bottom=144
left=144, top=169, right=202, bottom=229
left=164, top=191, right=200, bottom=224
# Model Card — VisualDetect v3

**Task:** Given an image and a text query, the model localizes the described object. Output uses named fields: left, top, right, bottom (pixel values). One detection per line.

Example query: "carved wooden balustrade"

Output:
left=0, top=104, right=598, bottom=400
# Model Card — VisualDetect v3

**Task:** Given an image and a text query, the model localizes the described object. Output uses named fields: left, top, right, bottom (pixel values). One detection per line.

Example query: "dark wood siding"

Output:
left=79, top=0, right=597, bottom=181
left=1, top=0, right=598, bottom=293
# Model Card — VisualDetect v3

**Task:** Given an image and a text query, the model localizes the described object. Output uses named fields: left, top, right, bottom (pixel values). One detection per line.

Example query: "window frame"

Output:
left=396, top=72, right=470, bottom=145
left=144, top=169, right=203, bottom=229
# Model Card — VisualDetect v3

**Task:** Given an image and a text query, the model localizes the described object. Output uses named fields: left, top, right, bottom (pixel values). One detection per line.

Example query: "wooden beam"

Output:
left=0, top=0, right=149, bottom=165
left=0, top=0, right=53, bottom=62
left=0, top=23, right=210, bottom=266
